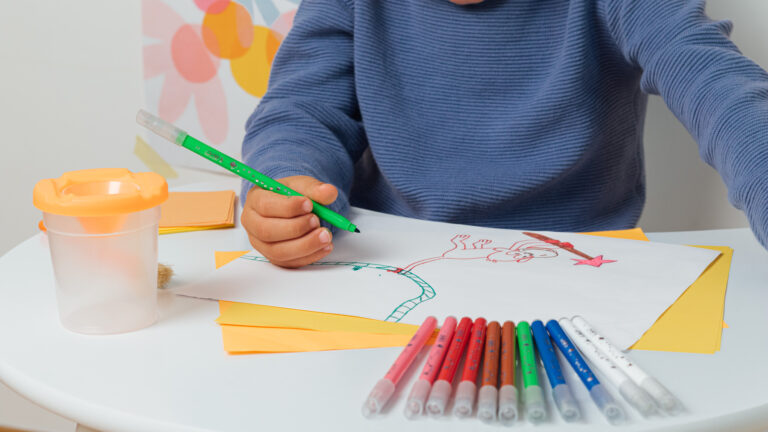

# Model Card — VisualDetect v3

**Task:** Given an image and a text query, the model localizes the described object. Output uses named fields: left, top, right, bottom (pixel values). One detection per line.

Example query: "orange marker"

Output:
left=478, top=321, right=501, bottom=423
left=425, top=316, right=472, bottom=416
left=499, top=321, right=519, bottom=424
left=453, top=317, right=487, bottom=418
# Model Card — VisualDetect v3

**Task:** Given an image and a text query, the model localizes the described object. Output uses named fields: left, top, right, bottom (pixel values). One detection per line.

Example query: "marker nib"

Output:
left=354, top=228, right=361, bottom=233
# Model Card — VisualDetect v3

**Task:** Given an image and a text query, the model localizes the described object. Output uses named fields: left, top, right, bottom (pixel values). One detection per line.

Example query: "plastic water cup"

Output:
left=33, top=169, right=168, bottom=334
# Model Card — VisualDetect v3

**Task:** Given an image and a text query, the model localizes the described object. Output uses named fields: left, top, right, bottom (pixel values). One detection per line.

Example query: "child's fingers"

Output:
left=248, top=227, right=333, bottom=264
left=268, top=243, right=334, bottom=269
left=242, top=210, right=319, bottom=243
left=280, top=176, right=339, bottom=206
left=309, top=183, right=339, bottom=206
left=246, top=187, right=312, bottom=218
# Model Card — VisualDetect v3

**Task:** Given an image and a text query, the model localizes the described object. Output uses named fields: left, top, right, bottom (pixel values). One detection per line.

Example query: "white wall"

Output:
left=0, top=1, right=764, bottom=430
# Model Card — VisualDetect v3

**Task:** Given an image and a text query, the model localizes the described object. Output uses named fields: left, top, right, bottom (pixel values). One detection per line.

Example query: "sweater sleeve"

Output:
left=240, top=0, right=367, bottom=221
left=600, top=0, right=768, bottom=247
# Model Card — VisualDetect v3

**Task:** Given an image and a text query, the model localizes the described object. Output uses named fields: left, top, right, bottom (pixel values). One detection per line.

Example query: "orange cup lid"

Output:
left=33, top=168, right=168, bottom=217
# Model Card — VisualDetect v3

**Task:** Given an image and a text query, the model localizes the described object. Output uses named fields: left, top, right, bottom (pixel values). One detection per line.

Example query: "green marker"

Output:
left=136, top=110, right=359, bottom=233
left=517, top=321, right=547, bottom=424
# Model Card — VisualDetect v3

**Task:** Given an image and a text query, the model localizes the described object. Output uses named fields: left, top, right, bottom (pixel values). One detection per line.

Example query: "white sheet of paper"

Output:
left=175, top=208, right=719, bottom=348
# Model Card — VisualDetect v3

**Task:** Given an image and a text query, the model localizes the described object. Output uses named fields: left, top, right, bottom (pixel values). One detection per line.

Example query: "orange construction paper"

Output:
left=221, top=325, right=436, bottom=353
left=159, top=190, right=235, bottom=234
left=215, top=251, right=250, bottom=269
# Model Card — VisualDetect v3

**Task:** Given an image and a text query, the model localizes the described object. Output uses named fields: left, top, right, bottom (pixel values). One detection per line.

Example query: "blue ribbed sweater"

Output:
left=242, top=0, right=768, bottom=246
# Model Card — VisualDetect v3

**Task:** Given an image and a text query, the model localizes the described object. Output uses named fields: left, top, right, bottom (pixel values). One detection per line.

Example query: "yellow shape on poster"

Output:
left=230, top=26, right=281, bottom=97
left=133, top=135, right=178, bottom=179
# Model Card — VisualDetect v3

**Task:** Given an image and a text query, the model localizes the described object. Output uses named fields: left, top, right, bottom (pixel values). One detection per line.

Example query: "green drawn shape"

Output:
left=239, top=256, right=436, bottom=322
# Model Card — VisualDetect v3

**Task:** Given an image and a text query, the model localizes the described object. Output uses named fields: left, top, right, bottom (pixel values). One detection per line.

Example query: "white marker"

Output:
left=572, top=316, right=683, bottom=415
left=559, top=318, right=656, bottom=417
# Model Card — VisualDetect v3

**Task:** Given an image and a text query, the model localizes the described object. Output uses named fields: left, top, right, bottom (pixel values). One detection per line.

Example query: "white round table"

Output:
left=1, top=226, right=767, bottom=431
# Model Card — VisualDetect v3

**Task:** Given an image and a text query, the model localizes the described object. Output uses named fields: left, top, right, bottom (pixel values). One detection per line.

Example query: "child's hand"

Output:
left=242, top=176, right=338, bottom=268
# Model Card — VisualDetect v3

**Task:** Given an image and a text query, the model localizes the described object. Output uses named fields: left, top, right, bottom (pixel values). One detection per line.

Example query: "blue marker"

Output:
left=546, top=320, right=625, bottom=425
left=531, top=320, right=581, bottom=422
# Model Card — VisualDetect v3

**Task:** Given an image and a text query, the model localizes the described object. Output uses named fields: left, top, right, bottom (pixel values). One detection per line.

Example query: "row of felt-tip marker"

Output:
left=362, top=316, right=682, bottom=425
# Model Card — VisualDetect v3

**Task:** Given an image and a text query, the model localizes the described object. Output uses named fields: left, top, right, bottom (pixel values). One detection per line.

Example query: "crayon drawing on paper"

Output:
left=174, top=209, right=719, bottom=348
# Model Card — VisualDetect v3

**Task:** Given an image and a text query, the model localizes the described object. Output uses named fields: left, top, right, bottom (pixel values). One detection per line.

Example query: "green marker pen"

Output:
left=517, top=321, right=547, bottom=424
left=136, top=110, right=359, bottom=234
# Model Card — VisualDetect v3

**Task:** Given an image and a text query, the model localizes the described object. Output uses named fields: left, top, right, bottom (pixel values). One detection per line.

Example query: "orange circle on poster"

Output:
left=202, top=1, right=254, bottom=59
left=230, top=26, right=282, bottom=97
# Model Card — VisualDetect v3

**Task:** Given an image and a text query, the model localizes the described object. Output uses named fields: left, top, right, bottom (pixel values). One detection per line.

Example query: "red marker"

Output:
left=453, top=317, right=487, bottom=417
left=404, top=316, right=457, bottom=419
left=362, top=316, right=438, bottom=418
left=425, top=316, right=473, bottom=416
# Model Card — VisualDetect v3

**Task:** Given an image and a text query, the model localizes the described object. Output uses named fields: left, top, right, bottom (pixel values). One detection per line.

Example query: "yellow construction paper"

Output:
left=582, top=227, right=649, bottom=241
left=631, top=246, right=732, bottom=354
left=217, top=302, right=420, bottom=334
left=219, top=300, right=235, bottom=314
left=160, top=225, right=235, bottom=235
left=221, top=325, right=424, bottom=353
left=159, top=191, right=235, bottom=234
left=582, top=229, right=730, bottom=335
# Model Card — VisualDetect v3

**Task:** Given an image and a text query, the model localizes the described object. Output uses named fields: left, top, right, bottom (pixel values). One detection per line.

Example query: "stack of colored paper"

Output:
left=211, top=228, right=733, bottom=355
left=159, top=190, right=236, bottom=234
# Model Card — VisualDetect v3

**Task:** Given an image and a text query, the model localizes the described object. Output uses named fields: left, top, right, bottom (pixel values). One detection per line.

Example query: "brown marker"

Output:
left=477, top=321, right=501, bottom=423
left=499, top=321, right=519, bottom=425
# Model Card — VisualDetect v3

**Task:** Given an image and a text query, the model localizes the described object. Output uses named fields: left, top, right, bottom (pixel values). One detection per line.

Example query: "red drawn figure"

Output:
left=393, top=234, right=560, bottom=274
left=522, top=232, right=617, bottom=267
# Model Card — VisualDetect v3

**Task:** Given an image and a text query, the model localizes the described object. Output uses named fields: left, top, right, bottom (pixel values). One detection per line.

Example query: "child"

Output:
left=240, top=0, right=768, bottom=268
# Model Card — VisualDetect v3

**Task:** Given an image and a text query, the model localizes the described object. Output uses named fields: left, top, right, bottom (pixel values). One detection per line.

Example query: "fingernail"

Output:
left=309, top=216, right=319, bottom=228
left=318, top=229, right=331, bottom=243
left=302, top=200, right=313, bottom=213
left=323, top=245, right=332, bottom=252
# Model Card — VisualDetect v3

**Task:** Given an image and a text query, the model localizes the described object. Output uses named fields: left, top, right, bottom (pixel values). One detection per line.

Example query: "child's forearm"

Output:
left=240, top=0, right=366, bottom=222
left=601, top=0, right=768, bottom=247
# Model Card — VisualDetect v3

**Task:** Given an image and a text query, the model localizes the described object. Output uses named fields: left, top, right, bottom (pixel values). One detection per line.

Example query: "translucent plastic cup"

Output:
left=34, top=169, right=168, bottom=334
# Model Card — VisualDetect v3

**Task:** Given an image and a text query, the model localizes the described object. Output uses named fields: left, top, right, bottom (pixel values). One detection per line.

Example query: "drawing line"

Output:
left=238, top=256, right=436, bottom=322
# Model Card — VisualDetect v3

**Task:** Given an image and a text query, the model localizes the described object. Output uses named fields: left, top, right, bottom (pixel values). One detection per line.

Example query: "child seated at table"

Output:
left=240, top=0, right=768, bottom=268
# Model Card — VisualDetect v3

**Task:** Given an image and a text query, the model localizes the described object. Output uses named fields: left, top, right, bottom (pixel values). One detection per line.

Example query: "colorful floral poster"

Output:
left=142, top=0, right=299, bottom=169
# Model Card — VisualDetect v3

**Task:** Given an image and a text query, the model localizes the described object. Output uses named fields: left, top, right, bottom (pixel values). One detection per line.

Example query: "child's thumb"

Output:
left=280, top=175, right=338, bottom=206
